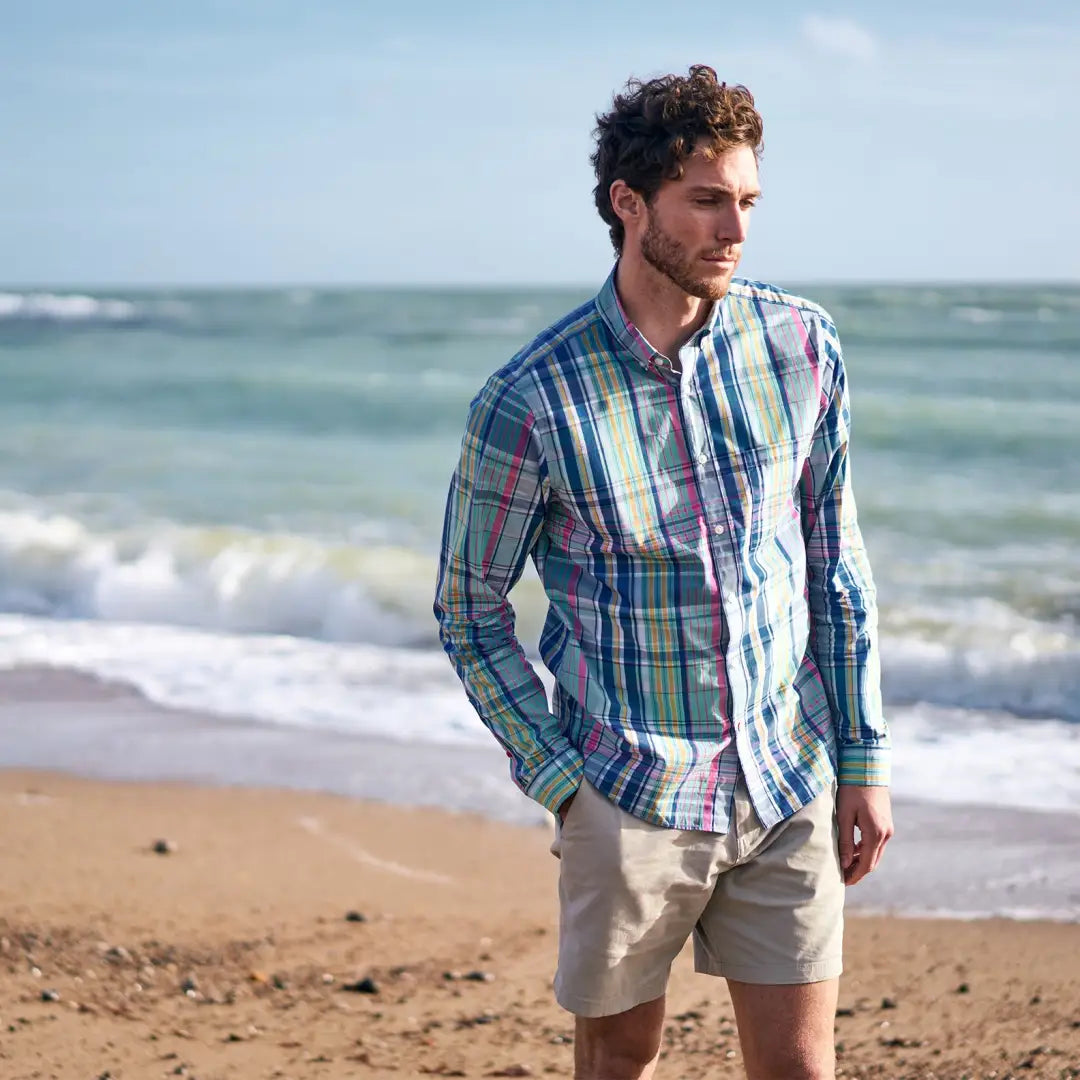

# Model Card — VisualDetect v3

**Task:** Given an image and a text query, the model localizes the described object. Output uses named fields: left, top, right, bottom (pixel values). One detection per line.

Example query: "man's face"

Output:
left=638, top=144, right=760, bottom=300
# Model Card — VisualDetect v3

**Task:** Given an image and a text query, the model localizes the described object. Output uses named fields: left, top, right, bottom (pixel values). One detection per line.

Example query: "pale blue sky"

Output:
left=3, top=1, right=1078, bottom=285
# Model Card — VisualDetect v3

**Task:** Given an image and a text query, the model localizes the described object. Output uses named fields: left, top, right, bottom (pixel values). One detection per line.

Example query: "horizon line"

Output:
left=3, top=277, right=1079, bottom=292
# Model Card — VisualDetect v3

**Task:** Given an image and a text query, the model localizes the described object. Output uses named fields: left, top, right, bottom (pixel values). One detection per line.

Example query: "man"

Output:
left=434, top=65, right=892, bottom=1080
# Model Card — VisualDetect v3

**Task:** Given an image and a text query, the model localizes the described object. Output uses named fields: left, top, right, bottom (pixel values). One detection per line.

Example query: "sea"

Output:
left=1, top=282, right=1079, bottom=821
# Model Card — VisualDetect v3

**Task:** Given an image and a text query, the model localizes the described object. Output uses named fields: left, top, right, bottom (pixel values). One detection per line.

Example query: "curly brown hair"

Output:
left=591, top=64, right=764, bottom=254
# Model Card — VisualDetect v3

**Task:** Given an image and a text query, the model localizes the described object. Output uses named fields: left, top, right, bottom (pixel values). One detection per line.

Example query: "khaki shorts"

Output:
left=550, top=775, right=844, bottom=1018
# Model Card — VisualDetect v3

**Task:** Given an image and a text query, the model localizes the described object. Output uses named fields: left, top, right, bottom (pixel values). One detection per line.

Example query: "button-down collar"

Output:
left=595, top=264, right=724, bottom=377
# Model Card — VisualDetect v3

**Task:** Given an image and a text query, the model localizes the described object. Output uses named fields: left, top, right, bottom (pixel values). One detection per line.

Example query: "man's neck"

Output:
left=614, top=257, right=715, bottom=362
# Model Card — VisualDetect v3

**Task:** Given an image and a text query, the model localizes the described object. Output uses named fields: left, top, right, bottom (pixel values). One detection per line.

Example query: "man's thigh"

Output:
left=727, top=978, right=838, bottom=1079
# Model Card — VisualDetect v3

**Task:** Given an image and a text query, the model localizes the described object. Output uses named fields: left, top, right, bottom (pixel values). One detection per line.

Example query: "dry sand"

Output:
left=2, top=769, right=1079, bottom=1080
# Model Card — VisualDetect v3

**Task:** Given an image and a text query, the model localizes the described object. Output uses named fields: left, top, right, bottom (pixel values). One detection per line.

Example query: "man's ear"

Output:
left=610, top=180, right=644, bottom=233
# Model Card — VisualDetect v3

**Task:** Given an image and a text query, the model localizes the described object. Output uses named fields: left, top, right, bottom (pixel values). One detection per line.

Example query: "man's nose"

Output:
left=717, top=206, right=748, bottom=245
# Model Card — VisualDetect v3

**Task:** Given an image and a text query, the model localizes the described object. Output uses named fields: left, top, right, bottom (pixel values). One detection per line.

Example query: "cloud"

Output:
left=801, top=15, right=879, bottom=63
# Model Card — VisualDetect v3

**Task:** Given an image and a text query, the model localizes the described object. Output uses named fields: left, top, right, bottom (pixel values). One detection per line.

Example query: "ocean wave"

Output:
left=884, top=638, right=1080, bottom=725
left=0, top=509, right=443, bottom=645
left=0, top=292, right=195, bottom=327
left=1, top=507, right=1077, bottom=725
left=0, top=292, right=141, bottom=324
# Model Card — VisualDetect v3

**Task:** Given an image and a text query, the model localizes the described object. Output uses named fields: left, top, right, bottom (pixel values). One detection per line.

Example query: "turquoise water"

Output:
left=1, top=282, right=1078, bottom=811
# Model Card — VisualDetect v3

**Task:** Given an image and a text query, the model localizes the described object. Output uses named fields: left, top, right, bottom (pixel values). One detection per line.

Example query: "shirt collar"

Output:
left=595, top=264, right=725, bottom=376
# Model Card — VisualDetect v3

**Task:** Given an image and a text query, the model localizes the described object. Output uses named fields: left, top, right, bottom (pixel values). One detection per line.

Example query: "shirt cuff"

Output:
left=837, top=740, right=891, bottom=786
left=522, top=742, right=585, bottom=815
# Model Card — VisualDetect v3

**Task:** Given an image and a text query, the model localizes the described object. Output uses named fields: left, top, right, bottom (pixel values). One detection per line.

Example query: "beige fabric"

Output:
left=549, top=775, right=844, bottom=1018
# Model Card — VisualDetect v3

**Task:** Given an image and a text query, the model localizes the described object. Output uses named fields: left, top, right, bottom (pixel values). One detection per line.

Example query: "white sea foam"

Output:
left=0, top=613, right=489, bottom=746
left=887, top=701, right=1080, bottom=813
left=0, top=292, right=140, bottom=323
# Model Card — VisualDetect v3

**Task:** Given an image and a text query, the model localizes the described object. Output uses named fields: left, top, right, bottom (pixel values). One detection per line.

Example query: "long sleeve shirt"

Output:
left=434, top=268, right=889, bottom=832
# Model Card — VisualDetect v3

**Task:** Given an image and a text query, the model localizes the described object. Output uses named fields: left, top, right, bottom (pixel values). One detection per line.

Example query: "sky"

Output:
left=3, top=1, right=1079, bottom=286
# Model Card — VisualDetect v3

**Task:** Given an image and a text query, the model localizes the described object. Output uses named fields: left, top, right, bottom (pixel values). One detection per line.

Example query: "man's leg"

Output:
left=692, top=781, right=844, bottom=1078
left=726, top=978, right=838, bottom=1080
left=553, top=781, right=730, bottom=1078
left=574, top=994, right=666, bottom=1080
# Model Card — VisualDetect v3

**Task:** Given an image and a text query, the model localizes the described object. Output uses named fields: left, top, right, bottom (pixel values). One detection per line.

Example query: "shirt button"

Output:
left=713, top=524, right=725, bottom=535
left=697, top=452, right=709, bottom=464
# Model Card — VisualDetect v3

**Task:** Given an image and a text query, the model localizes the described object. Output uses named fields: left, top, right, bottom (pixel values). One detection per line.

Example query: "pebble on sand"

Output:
left=152, top=839, right=179, bottom=855
left=344, top=910, right=368, bottom=923
left=342, top=977, right=379, bottom=994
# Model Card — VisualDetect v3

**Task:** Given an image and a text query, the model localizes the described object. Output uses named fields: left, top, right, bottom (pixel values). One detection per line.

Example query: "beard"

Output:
left=640, top=211, right=736, bottom=301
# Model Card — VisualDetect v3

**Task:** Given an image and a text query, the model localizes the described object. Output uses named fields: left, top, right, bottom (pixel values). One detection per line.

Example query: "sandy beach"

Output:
left=2, top=668, right=1080, bottom=1078
left=3, top=770, right=1080, bottom=1080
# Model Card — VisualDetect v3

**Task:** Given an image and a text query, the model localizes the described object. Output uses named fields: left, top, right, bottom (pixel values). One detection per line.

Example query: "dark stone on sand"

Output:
left=880, top=996, right=898, bottom=1009
left=342, top=977, right=379, bottom=994
left=344, top=910, right=367, bottom=923
left=956, top=982, right=971, bottom=993
left=673, top=1009, right=704, bottom=1021
left=152, top=839, right=178, bottom=855
left=180, top=976, right=199, bottom=994
left=464, top=970, right=495, bottom=982
left=487, top=1067, right=533, bottom=1077
left=835, top=1007, right=856, bottom=1017
left=40, top=989, right=60, bottom=1002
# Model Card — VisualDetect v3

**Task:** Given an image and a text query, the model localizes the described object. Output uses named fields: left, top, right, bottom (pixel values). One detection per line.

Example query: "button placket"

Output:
left=685, top=372, right=733, bottom=544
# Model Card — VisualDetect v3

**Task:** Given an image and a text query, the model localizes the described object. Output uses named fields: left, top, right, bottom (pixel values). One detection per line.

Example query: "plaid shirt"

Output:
left=434, top=268, right=889, bottom=831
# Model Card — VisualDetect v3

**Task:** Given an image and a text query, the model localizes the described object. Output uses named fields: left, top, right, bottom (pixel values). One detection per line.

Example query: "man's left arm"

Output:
left=801, top=313, right=894, bottom=886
